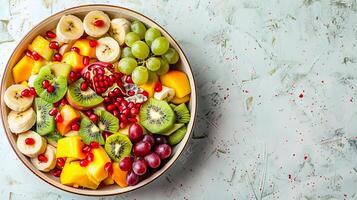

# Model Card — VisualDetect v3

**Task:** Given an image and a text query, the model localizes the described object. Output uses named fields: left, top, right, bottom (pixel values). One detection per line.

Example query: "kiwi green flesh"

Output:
left=139, top=98, right=175, bottom=134
left=105, top=133, right=132, bottom=162
left=79, top=117, right=104, bottom=145
left=159, top=123, right=184, bottom=136
left=49, top=62, right=72, bottom=78
left=35, top=98, right=55, bottom=136
left=174, top=103, right=190, bottom=124
left=68, top=79, right=103, bottom=108
left=168, top=125, right=187, bottom=145
left=95, top=109, right=119, bottom=133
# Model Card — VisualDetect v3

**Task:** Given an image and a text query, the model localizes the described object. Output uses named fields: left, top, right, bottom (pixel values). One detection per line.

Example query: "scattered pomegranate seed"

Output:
left=122, top=109, right=130, bottom=115
left=102, top=131, right=112, bottom=140
left=32, top=51, right=41, bottom=60
left=131, top=108, right=139, bottom=115
left=83, top=56, right=90, bottom=65
left=29, top=87, right=37, bottom=96
left=104, top=162, right=113, bottom=175
left=49, top=41, right=59, bottom=50
left=46, top=30, right=56, bottom=38
left=120, top=122, right=127, bottom=129
left=127, top=102, right=134, bottom=109
left=80, top=159, right=89, bottom=167
left=52, top=53, right=62, bottom=61
left=69, top=71, right=78, bottom=82
left=128, top=117, right=137, bottom=123
left=104, top=97, right=111, bottom=103
left=142, top=91, right=149, bottom=97
left=81, top=82, right=88, bottom=91
left=89, top=40, right=97, bottom=47
left=89, top=114, right=99, bottom=123
left=53, top=101, right=60, bottom=107
left=25, top=50, right=32, bottom=57
left=71, top=123, right=80, bottom=131
left=109, top=75, right=116, bottom=82
left=42, top=80, right=50, bottom=89
left=85, top=110, right=93, bottom=116
left=94, top=19, right=104, bottom=27
left=56, top=157, right=65, bottom=168
left=87, top=152, right=94, bottom=162
left=21, top=89, right=30, bottom=97
left=25, top=137, right=35, bottom=145
left=128, top=90, right=135, bottom=96
left=154, top=82, right=163, bottom=92
left=55, top=113, right=63, bottom=123
left=126, top=75, right=133, bottom=83
left=71, top=47, right=80, bottom=54
left=53, top=169, right=62, bottom=177
left=38, top=154, right=48, bottom=163
left=106, top=104, right=116, bottom=111
left=82, top=145, right=91, bottom=154
left=48, top=108, right=58, bottom=116
left=90, top=141, right=100, bottom=149
left=46, top=85, right=55, bottom=93
left=60, top=98, right=67, bottom=106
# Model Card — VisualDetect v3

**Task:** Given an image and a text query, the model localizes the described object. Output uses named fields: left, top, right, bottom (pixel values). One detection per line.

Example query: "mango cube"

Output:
left=60, top=161, right=99, bottom=189
left=62, top=51, right=84, bottom=72
left=28, top=35, right=54, bottom=60
left=56, top=136, right=85, bottom=159
left=112, top=162, right=128, bottom=187
left=86, top=146, right=111, bottom=185
left=12, top=55, right=34, bottom=83
left=160, top=70, right=191, bottom=98
left=72, top=39, right=96, bottom=58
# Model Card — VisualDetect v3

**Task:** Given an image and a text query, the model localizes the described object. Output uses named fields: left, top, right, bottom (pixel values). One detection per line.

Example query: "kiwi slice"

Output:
left=139, top=98, right=175, bottom=134
left=160, top=123, right=184, bottom=136
left=105, top=133, right=132, bottom=162
left=174, top=103, right=190, bottom=124
left=46, top=131, right=63, bottom=147
left=35, top=98, right=55, bottom=135
left=169, top=103, right=177, bottom=110
left=67, top=79, right=104, bottom=109
left=79, top=116, right=105, bottom=145
left=34, top=66, right=67, bottom=103
left=168, top=125, right=187, bottom=145
left=95, top=109, right=119, bottom=133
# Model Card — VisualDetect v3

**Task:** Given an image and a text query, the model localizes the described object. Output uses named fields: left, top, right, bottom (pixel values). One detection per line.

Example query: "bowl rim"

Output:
left=0, top=4, right=197, bottom=196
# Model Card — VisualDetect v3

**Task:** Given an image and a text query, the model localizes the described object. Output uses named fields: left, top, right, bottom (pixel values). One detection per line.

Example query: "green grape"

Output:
left=162, top=47, right=179, bottom=64
left=151, top=37, right=169, bottom=55
left=132, top=66, right=148, bottom=85
left=131, top=41, right=150, bottom=60
left=131, top=21, right=147, bottom=39
left=156, top=58, right=169, bottom=75
left=146, top=57, right=161, bottom=71
left=125, top=32, right=140, bottom=47
left=121, top=47, right=134, bottom=58
left=147, top=70, right=158, bottom=83
left=118, top=57, right=138, bottom=75
left=145, top=28, right=161, bottom=46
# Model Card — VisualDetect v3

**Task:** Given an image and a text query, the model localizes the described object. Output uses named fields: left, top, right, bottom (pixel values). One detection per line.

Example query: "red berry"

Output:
left=80, top=159, right=89, bottom=167
left=52, top=53, right=62, bottom=61
left=144, top=152, right=161, bottom=169
left=32, top=51, right=41, bottom=60
left=106, top=104, right=116, bottom=111
left=71, top=123, right=80, bottom=131
left=126, top=75, right=133, bottom=83
left=119, top=122, right=127, bottom=129
left=46, top=30, right=56, bottom=38
left=29, top=87, right=37, bottom=96
left=128, top=123, right=143, bottom=143
left=87, top=152, right=94, bottom=162
left=57, top=157, right=65, bottom=168
left=90, top=141, right=100, bottom=149
left=130, top=108, right=139, bottom=115
left=128, top=117, right=137, bottom=123
left=21, top=89, right=30, bottom=97
left=81, top=82, right=88, bottom=91
left=128, top=90, right=135, bottom=96
left=46, top=85, right=55, bottom=93
left=48, top=108, right=58, bottom=116
left=25, top=137, right=35, bottom=145
left=89, top=114, right=99, bottom=123
left=83, top=56, right=90, bottom=65
left=55, top=113, right=63, bottom=123
left=119, top=157, right=133, bottom=171
left=154, top=82, right=162, bottom=92
left=132, top=159, right=147, bottom=176
left=94, top=19, right=104, bottom=27
left=38, top=154, right=48, bottom=163
left=49, top=41, right=59, bottom=50
left=60, top=98, right=67, bottom=106
left=82, top=145, right=91, bottom=154
left=142, top=91, right=149, bottom=97
left=104, top=162, right=113, bottom=175
left=42, top=80, right=50, bottom=89
left=25, top=50, right=32, bottom=57
left=53, top=169, right=62, bottom=177
left=89, top=40, right=97, bottom=47
left=71, top=47, right=80, bottom=54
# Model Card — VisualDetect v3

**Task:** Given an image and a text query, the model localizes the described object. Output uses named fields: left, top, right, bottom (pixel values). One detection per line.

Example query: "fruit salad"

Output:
left=4, top=10, right=192, bottom=189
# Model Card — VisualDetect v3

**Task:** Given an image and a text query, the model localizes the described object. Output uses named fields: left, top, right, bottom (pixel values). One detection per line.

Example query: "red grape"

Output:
left=142, top=134, right=155, bottom=147
left=133, top=141, right=151, bottom=157
left=132, top=159, right=147, bottom=175
left=154, top=144, right=172, bottom=159
left=126, top=170, right=139, bottom=186
left=128, top=123, right=143, bottom=142
left=119, top=156, right=133, bottom=171
left=155, top=136, right=167, bottom=145
left=144, top=153, right=161, bottom=169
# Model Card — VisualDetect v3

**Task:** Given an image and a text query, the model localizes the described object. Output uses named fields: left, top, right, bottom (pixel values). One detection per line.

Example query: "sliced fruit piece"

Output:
left=83, top=10, right=111, bottom=38
left=4, top=84, right=34, bottom=111
left=104, top=133, right=132, bottom=162
left=168, top=125, right=187, bottom=145
left=117, top=125, right=130, bottom=135
left=35, top=98, right=55, bottom=136
left=79, top=116, right=105, bottom=145
left=56, top=136, right=86, bottom=159
left=139, top=98, right=175, bottom=134
left=8, top=108, right=36, bottom=134
left=28, top=35, right=54, bottom=60
left=112, top=162, right=128, bottom=187
left=12, top=55, right=35, bottom=83
left=62, top=51, right=84, bottom=72
left=46, top=131, right=63, bottom=147
left=109, top=18, right=131, bottom=46
left=160, top=70, right=191, bottom=98
left=28, top=75, right=38, bottom=87
left=154, top=86, right=175, bottom=101
left=65, top=130, right=79, bottom=137
left=170, top=94, right=190, bottom=104
left=31, top=58, right=47, bottom=75
left=86, top=146, right=111, bottom=184
left=33, top=66, right=67, bottom=103
left=16, top=130, right=47, bottom=157
left=173, top=103, right=190, bottom=124
left=103, top=176, right=115, bottom=185
left=56, top=105, right=80, bottom=135
left=66, top=78, right=104, bottom=110
left=31, top=145, right=56, bottom=172
left=60, top=161, right=98, bottom=189
left=72, top=39, right=96, bottom=58
left=96, top=37, right=121, bottom=63
left=160, top=123, right=184, bottom=136
left=49, top=62, right=72, bottom=78
left=56, top=15, right=84, bottom=43
left=95, top=109, right=119, bottom=133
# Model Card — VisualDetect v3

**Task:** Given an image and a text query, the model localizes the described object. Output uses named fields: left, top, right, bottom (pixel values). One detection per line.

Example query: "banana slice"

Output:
left=4, top=84, right=34, bottom=112
left=31, top=145, right=56, bottom=172
left=17, top=130, right=47, bottom=158
left=8, top=108, right=36, bottom=134
left=56, top=15, right=84, bottom=43
left=28, top=75, right=38, bottom=87
left=83, top=10, right=111, bottom=38
left=96, top=37, right=121, bottom=63
left=58, top=40, right=75, bottom=55
left=109, top=18, right=131, bottom=46
left=154, top=86, right=176, bottom=101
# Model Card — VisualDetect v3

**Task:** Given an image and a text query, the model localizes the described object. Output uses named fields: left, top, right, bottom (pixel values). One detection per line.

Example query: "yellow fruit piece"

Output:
left=170, top=94, right=190, bottom=104
left=160, top=70, right=191, bottom=98
left=62, top=51, right=84, bottom=72
left=102, top=176, right=115, bottom=185
left=86, top=146, right=111, bottom=185
left=56, top=136, right=86, bottom=159
left=12, top=55, right=34, bottom=83
left=112, top=163, right=128, bottom=187
left=139, top=81, right=156, bottom=98
left=117, top=125, right=130, bottom=135
left=20, top=81, right=28, bottom=87
left=60, top=161, right=99, bottom=189
left=28, top=35, right=54, bottom=60
left=72, top=39, right=96, bottom=58
left=31, top=59, right=47, bottom=74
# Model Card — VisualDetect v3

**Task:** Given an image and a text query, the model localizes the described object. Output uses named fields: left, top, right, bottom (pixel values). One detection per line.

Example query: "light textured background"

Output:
left=1, top=0, right=357, bottom=199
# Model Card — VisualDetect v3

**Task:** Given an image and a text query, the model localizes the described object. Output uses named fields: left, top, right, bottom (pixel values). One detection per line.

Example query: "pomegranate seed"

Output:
left=32, top=51, right=40, bottom=60
left=94, top=19, right=104, bottom=27
left=81, top=82, right=88, bottom=91
left=120, top=122, right=127, bottom=129
left=21, top=89, right=30, bottom=97
left=75, top=72, right=81, bottom=79
left=46, top=85, right=55, bottom=93
left=80, top=159, right=89, bottom=167
left=48, top=108, right=58, bottom=116
left=25, top=50, right=32, bottom=57
left=29, top=87, right=37, bottom=96
left=49, top=41, right=59, bottom=50
left=121, top=101, right=128, bottom=107
left=52, top=53, right=62, bottom=61
left=38, top=154, right=48, bottom=163
left=128, top=117, right=137, bottom=123
left=71, top=123, right=80, bottom=131
left=87, top=152, right=94, bottom=162
left=83, top=56, right=90, bottom=65
left=154, top=82, right=163, bottom=92
left=126, top=75, right=133, bottom=83
left=90, top=141, right=100, bottom=149
left=118, top=105, right=126, bottom=111
left=53, top=169, right=62, bottom=177
left=25, top=137, right=35, bottom=145
left=113, top=110, right=120, bottom=117
left=120, top=114, right=127, bottom=122
left=131, top=108, right=139, bottom=115
left=57, top=157, right=65, bottom=168
left=107, top=104, right=116, bottom=111
left=109, top=75, right=116, bottom=82
left=135, top=103, right=142, bottom=109
left=116, top=97, right=124, bottom=103
left=142, top=91, right=149, bottom=97
left=102, top=131, right=112, bottom=140
left=104, top=97, right=111, bottom=103
left=46, top=30, right=56, bottom=38
left=89, top=114, right=98, bottom=123
left=89, top=40, right=97, bottom=47
left=128, top=90, right=135, bottom=96
left=122, top=109, right=130, bottom=115
left=53, top=101, right=60, bottom=107
left=55, top=113, right=63, bottom=123
left=42, top=80, right=50, bottom=89
left=127, top=102, right=135, bottom=109
left=71, top=47, right=80, bottom=54
left=114, top=102, right=120, bottom=108
left=98, top=68, right=105, bottom=75
left=94, top=76, right=99, bottom=82
left=60, top=98, right=67, bottom=106
left=82, top=145, right=91, bottom=154
left=104, top=162, right=113, bottom=175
